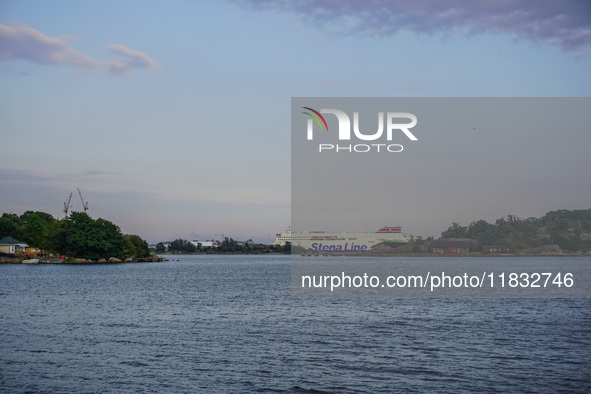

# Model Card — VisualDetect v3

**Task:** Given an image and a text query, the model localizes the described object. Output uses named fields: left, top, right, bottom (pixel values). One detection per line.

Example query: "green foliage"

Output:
left=441, top=222, right=468, bottom=238
left=0, top=210, right=151, bottom=260
left=20, top=211, right=60, bottom=251
left=282, top=241, right=291, bottom=254
left=123, top=234, right=150, bottom=258
left=169, top=239, right=197, bottom=253
left=218, top=237, right=241, bottom=253
left=0, top=214, right=21, bottom=240
left=466, top=220, right=494, bottom=239
left=441, top=210, right=590, bottom=253
left=156, top=242, right=166, bottom=253
left=1, top=211, right=60, bottom=251
left=551, top=233, right=587, bottom=252
left=542, top=209, right=591, bottom=225
left=60, top=212, right=125, bottom=260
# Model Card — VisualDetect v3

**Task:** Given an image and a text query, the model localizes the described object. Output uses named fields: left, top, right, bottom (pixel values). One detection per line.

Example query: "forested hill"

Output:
left=0, top=211, right=150, bottom=260
left=440, top=209, right=591, bottom=252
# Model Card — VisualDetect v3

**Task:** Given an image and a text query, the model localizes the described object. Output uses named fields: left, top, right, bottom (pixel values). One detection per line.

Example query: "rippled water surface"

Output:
left=1, top=255, right=590, bottom=392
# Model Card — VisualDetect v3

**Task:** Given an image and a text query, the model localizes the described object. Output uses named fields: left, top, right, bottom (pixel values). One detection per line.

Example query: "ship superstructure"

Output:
left=274, top=227, right=409, bottom=253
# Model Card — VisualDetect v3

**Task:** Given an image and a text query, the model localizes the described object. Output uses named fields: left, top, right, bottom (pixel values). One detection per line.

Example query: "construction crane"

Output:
left=207, top=233, right=226, bottom=241
left=77, top=188, right=89, bottom=213
left=63, top=192, right=73, bottom=218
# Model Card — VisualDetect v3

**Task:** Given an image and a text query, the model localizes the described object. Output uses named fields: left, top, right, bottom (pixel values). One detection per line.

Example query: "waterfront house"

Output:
left=0, top=237, right=29, bottom=255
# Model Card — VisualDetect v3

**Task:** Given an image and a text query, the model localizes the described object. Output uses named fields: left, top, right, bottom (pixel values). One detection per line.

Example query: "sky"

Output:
left=1, top=0, right=590, bottom=242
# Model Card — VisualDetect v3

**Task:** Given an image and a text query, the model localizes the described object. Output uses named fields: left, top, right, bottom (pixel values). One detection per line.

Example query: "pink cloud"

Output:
left=0, top=23, right=101, bottom=71
left=106, top=44, right=163, bottom=76
left=0, top=23, right=163, bottom=75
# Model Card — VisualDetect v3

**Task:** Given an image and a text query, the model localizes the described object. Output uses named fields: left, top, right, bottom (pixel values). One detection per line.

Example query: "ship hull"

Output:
left=274, top=227, right=409, bottom=253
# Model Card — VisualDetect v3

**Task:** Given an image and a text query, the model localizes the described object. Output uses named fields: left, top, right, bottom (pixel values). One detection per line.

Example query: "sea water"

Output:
left=1, top=255, right=589, bottom=392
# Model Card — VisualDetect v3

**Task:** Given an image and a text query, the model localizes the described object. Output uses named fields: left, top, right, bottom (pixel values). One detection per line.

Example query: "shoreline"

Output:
left=3, top=252, right=590, bottom=264
left=0, top=255, right=167, bottom=265
left=298, top=252, right=591, bottom=258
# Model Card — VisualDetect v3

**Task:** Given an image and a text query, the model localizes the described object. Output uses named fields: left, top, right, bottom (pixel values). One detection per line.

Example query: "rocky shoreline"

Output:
left=3, top=247, right=590, bottom=264
left=366, top=242, right=591, bottom=257
left=0, top=254, right=166, bottom=264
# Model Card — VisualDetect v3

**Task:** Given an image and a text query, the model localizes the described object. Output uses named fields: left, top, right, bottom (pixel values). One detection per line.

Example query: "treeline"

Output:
left=440, top=209, right=591, bottom=252
left=0, top=211, right=150, bottom=260
left=217, top=237, right=290, bottom=253
left=158, top=239, right=198, bottom=253
left=158, top=237, right=291, bottom=254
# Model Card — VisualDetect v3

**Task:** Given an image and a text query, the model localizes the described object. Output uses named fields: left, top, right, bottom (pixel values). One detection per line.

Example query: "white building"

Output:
left=191, top=240, right=215, bottom=248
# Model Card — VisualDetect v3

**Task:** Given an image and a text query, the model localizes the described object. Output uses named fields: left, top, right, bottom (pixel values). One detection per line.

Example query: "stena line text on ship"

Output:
left=274, top=227, right=409, bottom=253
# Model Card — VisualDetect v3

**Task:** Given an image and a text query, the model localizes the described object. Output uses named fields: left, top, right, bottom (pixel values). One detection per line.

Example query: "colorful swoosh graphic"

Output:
left=302, top=107, right=328, bottom=131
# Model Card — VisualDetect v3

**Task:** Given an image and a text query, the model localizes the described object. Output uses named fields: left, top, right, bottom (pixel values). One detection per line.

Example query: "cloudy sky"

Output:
left=1, top=0, right=590, bottom=242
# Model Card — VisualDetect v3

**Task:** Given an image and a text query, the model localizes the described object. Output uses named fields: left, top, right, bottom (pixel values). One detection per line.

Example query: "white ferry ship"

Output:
left=274, top=226, right=409, bottom=253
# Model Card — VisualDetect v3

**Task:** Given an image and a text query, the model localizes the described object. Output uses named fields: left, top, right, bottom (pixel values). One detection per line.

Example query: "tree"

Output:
left=0, top=215, right=20, bottom=240
left=123, top=234, right=150, bottom=258
left=218, top=237, right=240, bottom=252
left=169, top=239, right=196, bottom=253
left=283, top=241, right=291, bottom=254
left=20, top=211, right=59, bottom=251
left=59, top=212, right=125, bottom=260
left=466, top=220, right=493, bottom=239
left=441, top=223, right=468, bottom=238
left=0, top=209, right=151, bottom=259
left=156, top=242, right=166, bottom=253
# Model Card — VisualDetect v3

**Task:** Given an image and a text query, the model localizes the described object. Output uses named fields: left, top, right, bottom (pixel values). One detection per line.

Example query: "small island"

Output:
left=0, top=211, right=162, bottom=264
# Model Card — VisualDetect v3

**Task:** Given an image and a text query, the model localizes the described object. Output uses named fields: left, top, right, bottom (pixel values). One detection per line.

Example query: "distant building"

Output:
left=432, top=240, right=472, bottom=255
left=191, top=240, right=215, bottom=248
left=0, top=237, right=28, bottom=254
left=483, top=245, right=508, bottom=253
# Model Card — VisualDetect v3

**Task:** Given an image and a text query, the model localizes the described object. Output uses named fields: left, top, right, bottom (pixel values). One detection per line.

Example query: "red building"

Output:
left=431, top=240, right=472, bottom=255
left=483, top=245, right=508, bottom=253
